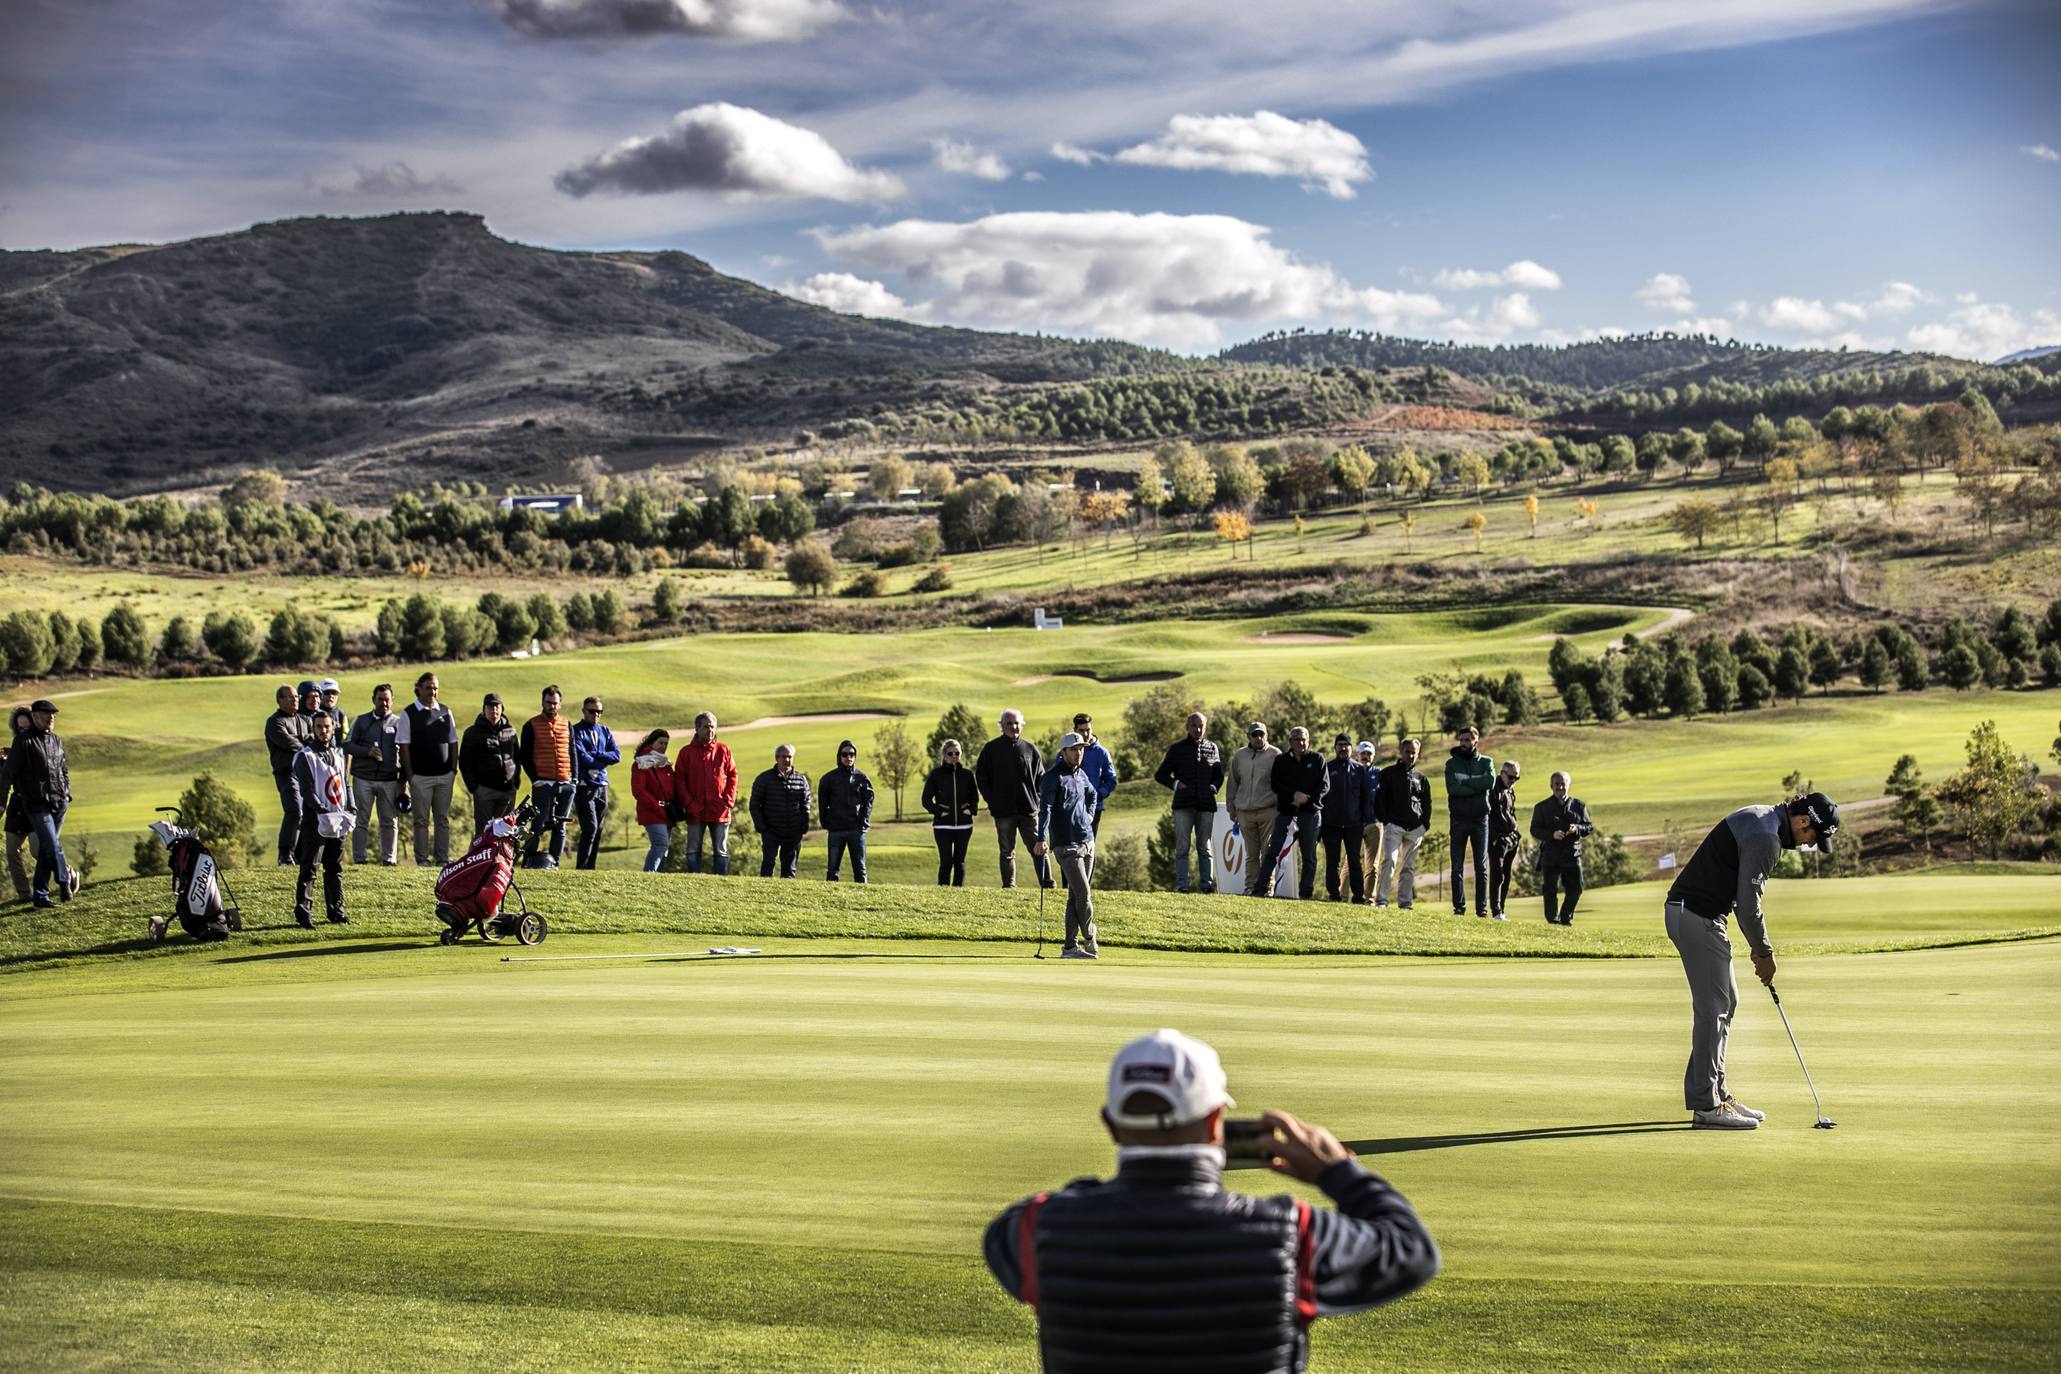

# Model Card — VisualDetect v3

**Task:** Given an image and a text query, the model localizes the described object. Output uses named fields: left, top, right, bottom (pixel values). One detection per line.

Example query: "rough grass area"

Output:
left=4, top=869, right=2058, bottom=979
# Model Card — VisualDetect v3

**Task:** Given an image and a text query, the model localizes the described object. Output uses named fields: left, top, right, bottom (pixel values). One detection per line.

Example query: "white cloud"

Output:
left=1670, top=316, right=1735, bottom=337
left=1434, top=259, right=1561, bottom=291
left=1906, top=299, right=2061, bottom=362
left=1634, top=272, right=1695, bottom=313
left=784, top=271, right=922, bottom=318
left=1113, top=111, right=1372, bottom=199
left=2022, top=143, right=2060, bottom=163
left=310, top=161, right=462, bottom=199
left=554, top=102, right=903, bottom=201
left=1438, top=291, right=1541, bottom=343
left=930, top=138, right=1011, bottom=181
left=1869, top=280, right=1927, bottom=315
left=485, top=0, right=844, bottom=42
left=1539, top=324, right=1630, bottom=345
left=812, top=209, right=1446, bottom=349
left=1050, top=141, right=1107, bottom=165
left=1021, top=169, right=1045, bottom=182
left=1759, top=296, right=1841, bottom=333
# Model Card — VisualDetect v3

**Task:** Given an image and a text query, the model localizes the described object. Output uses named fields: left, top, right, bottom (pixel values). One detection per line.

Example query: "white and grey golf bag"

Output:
left=146, top=816, right=242, bottom=943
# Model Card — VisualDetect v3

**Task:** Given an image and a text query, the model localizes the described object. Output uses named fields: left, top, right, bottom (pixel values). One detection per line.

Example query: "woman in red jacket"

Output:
left=630, top=729, right=678, bottom=873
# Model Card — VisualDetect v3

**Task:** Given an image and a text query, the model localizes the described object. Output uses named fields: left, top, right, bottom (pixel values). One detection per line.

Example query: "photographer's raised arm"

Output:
left=1262, top=1109, right=1440, bottom=1316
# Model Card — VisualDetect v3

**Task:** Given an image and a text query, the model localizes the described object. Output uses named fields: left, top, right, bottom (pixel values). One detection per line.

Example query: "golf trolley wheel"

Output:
left=515, top=912, right=546, bottom=946
left=438, top=927, right=460, bottom=946
left=476, top=917, right=504, bottom=943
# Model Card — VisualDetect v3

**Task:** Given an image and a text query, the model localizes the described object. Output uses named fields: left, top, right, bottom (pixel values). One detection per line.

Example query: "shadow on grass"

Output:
left=219, top=941, right=429, bottom=963
left=1224, top=1120, right=1690, bottom=1169
left=499, top=950, right=1038, bottom=967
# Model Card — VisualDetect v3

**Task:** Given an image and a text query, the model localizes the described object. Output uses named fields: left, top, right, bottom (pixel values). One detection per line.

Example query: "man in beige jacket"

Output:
left=1224, top=721, right=1283, bottom=897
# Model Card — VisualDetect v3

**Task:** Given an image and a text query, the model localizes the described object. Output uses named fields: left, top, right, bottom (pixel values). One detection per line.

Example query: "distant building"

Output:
left=499, top=493, right=584, bottom=515
left=1033, top=607, right=1063, bottom=631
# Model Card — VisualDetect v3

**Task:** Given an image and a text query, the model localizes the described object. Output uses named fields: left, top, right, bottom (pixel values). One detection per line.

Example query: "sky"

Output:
left=2, top=0, right=2057, bottom=358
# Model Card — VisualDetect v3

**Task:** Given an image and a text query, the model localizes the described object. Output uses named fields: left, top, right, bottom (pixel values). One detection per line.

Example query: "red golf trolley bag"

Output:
left=434, top=801, right=547, bottom=945
left=144, top=807, right=243, bottom=944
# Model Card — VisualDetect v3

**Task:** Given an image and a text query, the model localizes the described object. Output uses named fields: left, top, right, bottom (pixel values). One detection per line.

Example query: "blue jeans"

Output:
left=684, top=821, right=729, bottom=875
left=1451, top=816, right=1490, bottom=914
left=525, top=782, right=576, bottom=867
left=826, top=830, right=867, bottom=883
left=643, top=823, right=673, bottom=872
left=29, top=808, right=71, bottom=902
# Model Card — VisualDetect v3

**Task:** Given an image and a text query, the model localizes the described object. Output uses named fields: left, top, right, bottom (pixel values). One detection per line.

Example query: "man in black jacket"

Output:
left=1153, top=711, right=1223, bottom=893
left=1529, top=770, right=1593, bottom=925
left=983, top=1028, right=1439, bottom=1374
left=1254, top=727, right=1328, bottom=900
left=976, top=708, right=1049, bottom=889
left=458, top=693, right=520, bottom=835
left=818, top=739, right=875, bottom=883
left=748, top=744, right=812, bottom=878
left=265, top=683, right=312, bottom=864
left=1320, top=734, right=1367, bottom=903
left=1370, top=739, right=1432, bottom=910
left=6, top=700, right=77, bottom=908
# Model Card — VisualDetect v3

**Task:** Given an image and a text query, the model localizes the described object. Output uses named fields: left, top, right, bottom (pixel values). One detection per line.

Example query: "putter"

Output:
left=1033, top=881, right=1046, bottom=959
left=1768, top=985, right=1836, bottom=1129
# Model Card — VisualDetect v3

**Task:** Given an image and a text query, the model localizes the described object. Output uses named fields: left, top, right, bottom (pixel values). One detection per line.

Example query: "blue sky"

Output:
left=2, top=0, right=2056, bottom=357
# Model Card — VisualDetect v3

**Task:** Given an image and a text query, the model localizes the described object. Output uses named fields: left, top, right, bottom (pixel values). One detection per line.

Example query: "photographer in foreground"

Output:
left=984, top=1029, right=1439, bottom=1374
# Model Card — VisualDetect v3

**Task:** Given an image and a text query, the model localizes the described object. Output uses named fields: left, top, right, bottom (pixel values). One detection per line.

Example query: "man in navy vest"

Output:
left=984, top=1029, right=1439, bottom=1373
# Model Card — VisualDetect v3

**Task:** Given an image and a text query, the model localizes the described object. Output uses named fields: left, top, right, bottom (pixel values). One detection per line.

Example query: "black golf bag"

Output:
left=145, top=810, right=243, bottom=943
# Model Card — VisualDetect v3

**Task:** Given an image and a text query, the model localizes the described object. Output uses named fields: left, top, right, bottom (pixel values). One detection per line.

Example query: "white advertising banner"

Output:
left=1211, top=811, right=1297, bottom=896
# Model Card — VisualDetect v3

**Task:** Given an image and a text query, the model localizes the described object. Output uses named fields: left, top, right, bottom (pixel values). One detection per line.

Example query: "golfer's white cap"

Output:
left=1105, top=1029, right=1235, bottom=1129
left=1356, top=740, right=1376, bottom=757
left=318, top=677, right=341, bottom=693
left=1058, top=731, right=1086, bottom=751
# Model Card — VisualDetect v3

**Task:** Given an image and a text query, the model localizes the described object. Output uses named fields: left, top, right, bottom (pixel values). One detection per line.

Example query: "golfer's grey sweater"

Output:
left=1666, top=802, right=1787, bottom=956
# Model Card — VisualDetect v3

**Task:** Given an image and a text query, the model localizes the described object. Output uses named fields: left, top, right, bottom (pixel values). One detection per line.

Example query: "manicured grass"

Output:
left=29, top=603, right=2061, bottom=880
left=2, top=878, right=2055, bottom=1371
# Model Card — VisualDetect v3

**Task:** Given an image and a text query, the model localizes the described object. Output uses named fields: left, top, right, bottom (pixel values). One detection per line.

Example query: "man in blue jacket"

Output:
left=983, top=1029, right=1439, bottom=1373
left=818, top=739, right=876, bottom=883
left=570, top=696, right=621, bottom=870
left=1071, top=712, right=1119, bottom=832
left=1033, top=732, right=1101, bottom=959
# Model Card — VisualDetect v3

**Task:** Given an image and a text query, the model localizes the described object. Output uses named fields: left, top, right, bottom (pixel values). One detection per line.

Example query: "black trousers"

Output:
left=934, top=828, right=970, bottom=886
left=1542, top=863, right=1585, bottom=923
left=275, top=770, right=301, bottom=864
left=295, top=826, right=344, bottom=922
left=574, top=784, right=608, bottom=869
left=1488, top=838, right=1520, bottom=915
left=1451, top=817, right=1489, bottom=914
left=1321, top=826, right=1365, bottom=901
left=760, top=834, right=802, bottom=878
left=1255, top=813, right=1320, bottom=899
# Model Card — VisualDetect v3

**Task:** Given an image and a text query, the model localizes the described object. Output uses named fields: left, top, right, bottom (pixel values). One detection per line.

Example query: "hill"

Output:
left=0, top=212, right=1190, bottom=497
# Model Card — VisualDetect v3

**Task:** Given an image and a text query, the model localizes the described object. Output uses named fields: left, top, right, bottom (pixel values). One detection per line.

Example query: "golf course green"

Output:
left=3, top=867, right=2057, bottom=1371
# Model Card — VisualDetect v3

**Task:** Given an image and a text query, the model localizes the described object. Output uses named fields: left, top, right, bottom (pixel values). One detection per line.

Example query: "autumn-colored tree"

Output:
left=1575, top=497, right=1600, bottom=533
left=1398, top=509, right=1416, bottom=552
left=1762, top=457, right=1798, bottom=541
left=1524, top=492, right=1540, bottom=538
left=1463, top=510, right=1487, bottom=552
left=1214, top=509, right=1251, bottom=559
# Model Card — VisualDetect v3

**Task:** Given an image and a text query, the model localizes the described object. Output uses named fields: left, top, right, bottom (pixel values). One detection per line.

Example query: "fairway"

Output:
left=3, top=870, right=2058, bottom=1372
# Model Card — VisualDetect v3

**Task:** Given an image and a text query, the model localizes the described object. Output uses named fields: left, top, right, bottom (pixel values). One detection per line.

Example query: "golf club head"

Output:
left=1813, top=1117, right=1836, bottom=1129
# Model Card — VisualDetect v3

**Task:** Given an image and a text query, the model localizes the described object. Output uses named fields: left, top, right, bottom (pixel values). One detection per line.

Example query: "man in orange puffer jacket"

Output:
left=674, top=712, right=739, bottom=875
left=518, top=685, right=576, bottom=869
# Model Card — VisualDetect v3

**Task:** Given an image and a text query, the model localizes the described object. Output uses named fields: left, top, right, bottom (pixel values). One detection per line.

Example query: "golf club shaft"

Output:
left=1770, top=989, right=1828, bottom=1119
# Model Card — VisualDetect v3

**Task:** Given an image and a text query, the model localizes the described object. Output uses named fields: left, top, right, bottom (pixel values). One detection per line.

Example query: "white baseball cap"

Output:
left=1105, top=1029, right=1235, bottom=1129
left=1058, top=731, right=1086, bottom=751
left=1356, top=740, right=1377, bottom=757
left=317, top=677, right=341, bottom=693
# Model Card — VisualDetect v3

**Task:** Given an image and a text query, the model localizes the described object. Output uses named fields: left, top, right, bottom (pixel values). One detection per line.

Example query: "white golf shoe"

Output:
left=1722, top=1096, right=1766, bottom=1122
left=1060, top=945, right=1097, bottom=960
left=1083, top=923, right=1099, bottom=957
left=1692, top=1104, right=1759, bottom=1130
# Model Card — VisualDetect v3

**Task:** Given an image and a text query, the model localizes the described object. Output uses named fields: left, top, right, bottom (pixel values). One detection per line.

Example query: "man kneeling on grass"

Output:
left=984, top=1029, right=1440, bottom=1374
left=1032, top=732, right=1099, bottom=958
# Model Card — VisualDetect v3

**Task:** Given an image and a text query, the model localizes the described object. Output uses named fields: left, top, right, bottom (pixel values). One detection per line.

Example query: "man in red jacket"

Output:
left=674, top=711, right=739, bottom=875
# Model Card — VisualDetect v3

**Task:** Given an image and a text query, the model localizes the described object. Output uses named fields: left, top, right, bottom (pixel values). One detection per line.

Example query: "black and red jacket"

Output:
left=984, top=1149, right=1438, bottom=1374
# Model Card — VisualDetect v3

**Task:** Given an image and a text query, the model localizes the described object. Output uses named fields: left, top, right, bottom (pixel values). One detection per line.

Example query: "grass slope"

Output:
left=2, top=899, right=2056, bottom=1372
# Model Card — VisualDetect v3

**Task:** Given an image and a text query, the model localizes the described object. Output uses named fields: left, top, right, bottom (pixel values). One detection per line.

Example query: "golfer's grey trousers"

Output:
left=1665, top=900, right=1737, bottom=1112
left=410, top=771, right=454, bottom=865
left=1055, top=843, right=1094, bottom=945
left=351, top=778, right=400, bottom=865
left=994, top=814, right=1050, bottom=888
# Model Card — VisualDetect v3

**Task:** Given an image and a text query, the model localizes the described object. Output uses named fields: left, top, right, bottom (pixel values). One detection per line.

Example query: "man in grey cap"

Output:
left=1033, top=732, right=1100, bottom=957
left=1664, top=792, right=1839, bottom=1129
left=982, top=1028, right=1439, bottom=1372
left=317, top=677, right=347, bottom=741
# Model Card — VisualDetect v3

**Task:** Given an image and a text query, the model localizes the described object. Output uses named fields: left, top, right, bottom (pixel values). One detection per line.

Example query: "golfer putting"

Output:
left=1663, top=792, right=1839, bottom=1130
